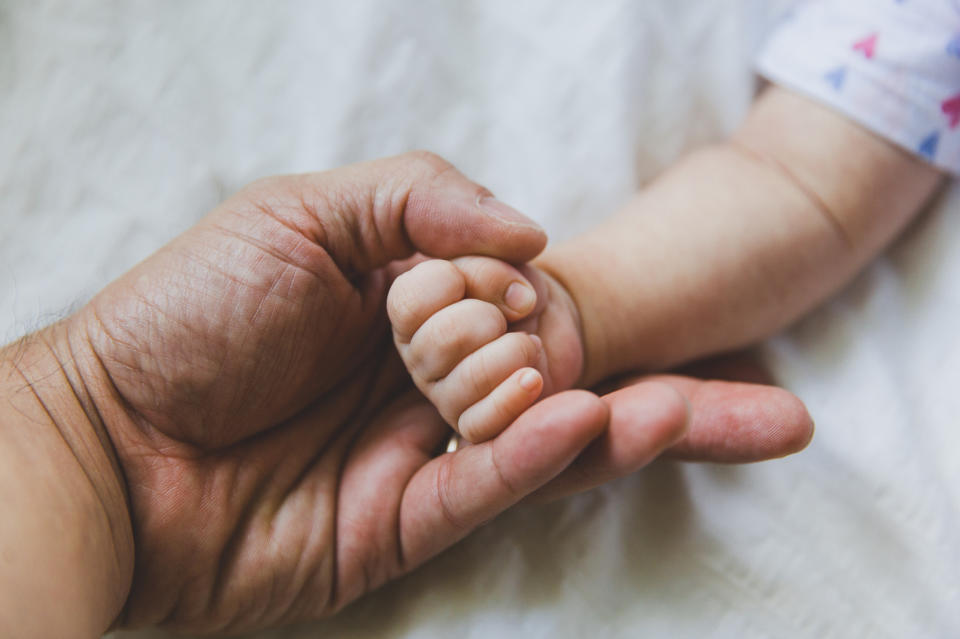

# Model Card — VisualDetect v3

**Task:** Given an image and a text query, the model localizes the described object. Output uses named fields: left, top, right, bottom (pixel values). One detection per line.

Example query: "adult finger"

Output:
left=236, top=151, right=547, bottom=275
left=530, top=381, right=690, bottom=502
left=653, top=374, right=814, bottom=462
left=532, top=374, right=814, bottom=502
left=657, top=351, right=814, bottom=461
left=398, top=390, right=608, bottom=570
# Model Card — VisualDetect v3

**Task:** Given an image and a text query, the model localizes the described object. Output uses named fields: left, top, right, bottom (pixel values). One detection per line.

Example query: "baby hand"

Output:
left=387, top=256, right=583, bottom=443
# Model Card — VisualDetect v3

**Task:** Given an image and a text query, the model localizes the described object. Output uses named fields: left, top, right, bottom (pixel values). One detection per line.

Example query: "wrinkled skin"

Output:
left=67, top=152, right=811, bottom=634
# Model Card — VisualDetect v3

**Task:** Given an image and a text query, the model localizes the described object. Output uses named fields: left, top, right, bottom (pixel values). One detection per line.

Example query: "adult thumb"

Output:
left=243, top=151, right=547, bottom=273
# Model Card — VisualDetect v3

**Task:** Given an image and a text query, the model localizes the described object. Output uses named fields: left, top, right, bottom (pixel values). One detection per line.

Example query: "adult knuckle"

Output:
left=403, top=149, right=453, bottom=176
left=435, top=455, right=469, bottom=531
left=243, top=174, right=285, bottom=195
left=489, top=445, right=521, bottom=500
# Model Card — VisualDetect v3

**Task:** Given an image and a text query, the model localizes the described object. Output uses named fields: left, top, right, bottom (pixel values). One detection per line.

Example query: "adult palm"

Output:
left=70, top=152, right=810, bottom=634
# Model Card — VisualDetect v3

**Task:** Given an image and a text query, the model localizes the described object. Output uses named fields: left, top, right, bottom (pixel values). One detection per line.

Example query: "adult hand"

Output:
left=0, top=152, right=811, bottom=637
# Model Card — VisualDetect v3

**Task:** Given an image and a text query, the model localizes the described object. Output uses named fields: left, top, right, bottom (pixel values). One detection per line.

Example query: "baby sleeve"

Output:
left=757, top=0, right=960, bottom=175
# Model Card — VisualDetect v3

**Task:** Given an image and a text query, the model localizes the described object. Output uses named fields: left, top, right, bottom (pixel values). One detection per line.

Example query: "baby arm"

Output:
left=389, top=85, right=944, bottom=443
left=539, top=85, right=945, bottom=386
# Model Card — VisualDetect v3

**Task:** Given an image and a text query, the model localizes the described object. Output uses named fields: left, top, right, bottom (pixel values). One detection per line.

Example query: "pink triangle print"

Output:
left=852, top=33, right=878, bottom=59
left=942, top=93, right=960, bottom=128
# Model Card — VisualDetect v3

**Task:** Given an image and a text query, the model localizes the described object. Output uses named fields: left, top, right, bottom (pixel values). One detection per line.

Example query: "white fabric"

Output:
left=1, top=1, right=958, bottom=637
left=758, top=0, right=960, bottom=174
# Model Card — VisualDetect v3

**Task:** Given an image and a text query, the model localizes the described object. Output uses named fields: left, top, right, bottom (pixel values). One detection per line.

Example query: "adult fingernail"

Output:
left=505, top=281, right=536, bottom=313
left=478, top=196, right=544, bottom=231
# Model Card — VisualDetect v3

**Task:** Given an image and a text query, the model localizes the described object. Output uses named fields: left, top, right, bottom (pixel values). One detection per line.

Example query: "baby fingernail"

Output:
left=519, top=369, right=541, bottom=392
left=505, top=281, right=536, bottom=313
left=478, top=196, right=543, bottom=230
left=529, top=334, right=543, bottom=352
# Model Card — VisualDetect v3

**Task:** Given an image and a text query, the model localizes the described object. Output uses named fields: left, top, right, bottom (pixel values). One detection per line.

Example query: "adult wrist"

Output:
left=0, top=319, right=134, bottom=636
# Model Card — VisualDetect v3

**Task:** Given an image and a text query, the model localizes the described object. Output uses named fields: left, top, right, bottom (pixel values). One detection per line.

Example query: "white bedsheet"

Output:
left=2, top=1, right=957, bottom=636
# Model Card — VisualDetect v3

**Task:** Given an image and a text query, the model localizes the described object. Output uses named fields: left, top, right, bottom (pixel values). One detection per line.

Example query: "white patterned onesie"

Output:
left=758, top=0, right=960, bottom=175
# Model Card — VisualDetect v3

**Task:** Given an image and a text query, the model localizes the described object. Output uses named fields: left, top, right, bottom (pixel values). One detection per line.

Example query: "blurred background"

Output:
left=2, top=1, right=958, bottom=637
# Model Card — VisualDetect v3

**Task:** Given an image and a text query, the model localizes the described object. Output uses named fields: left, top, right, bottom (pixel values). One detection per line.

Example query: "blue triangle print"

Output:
left=824, top=67, right=846, bottom=91
left=948, top=34, right=960, bottom=58
left=918, top=132, right=939, bottom=160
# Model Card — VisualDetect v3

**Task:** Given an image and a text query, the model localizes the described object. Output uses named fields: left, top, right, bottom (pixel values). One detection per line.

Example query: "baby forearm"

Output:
left=539, top=142, right=850, bottom=384
left=539, top=87, right=943, bottom=386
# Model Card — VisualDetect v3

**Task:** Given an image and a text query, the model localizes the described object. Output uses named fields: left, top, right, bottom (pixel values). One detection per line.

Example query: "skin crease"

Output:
left=0, top=150, right=815, bottom=638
